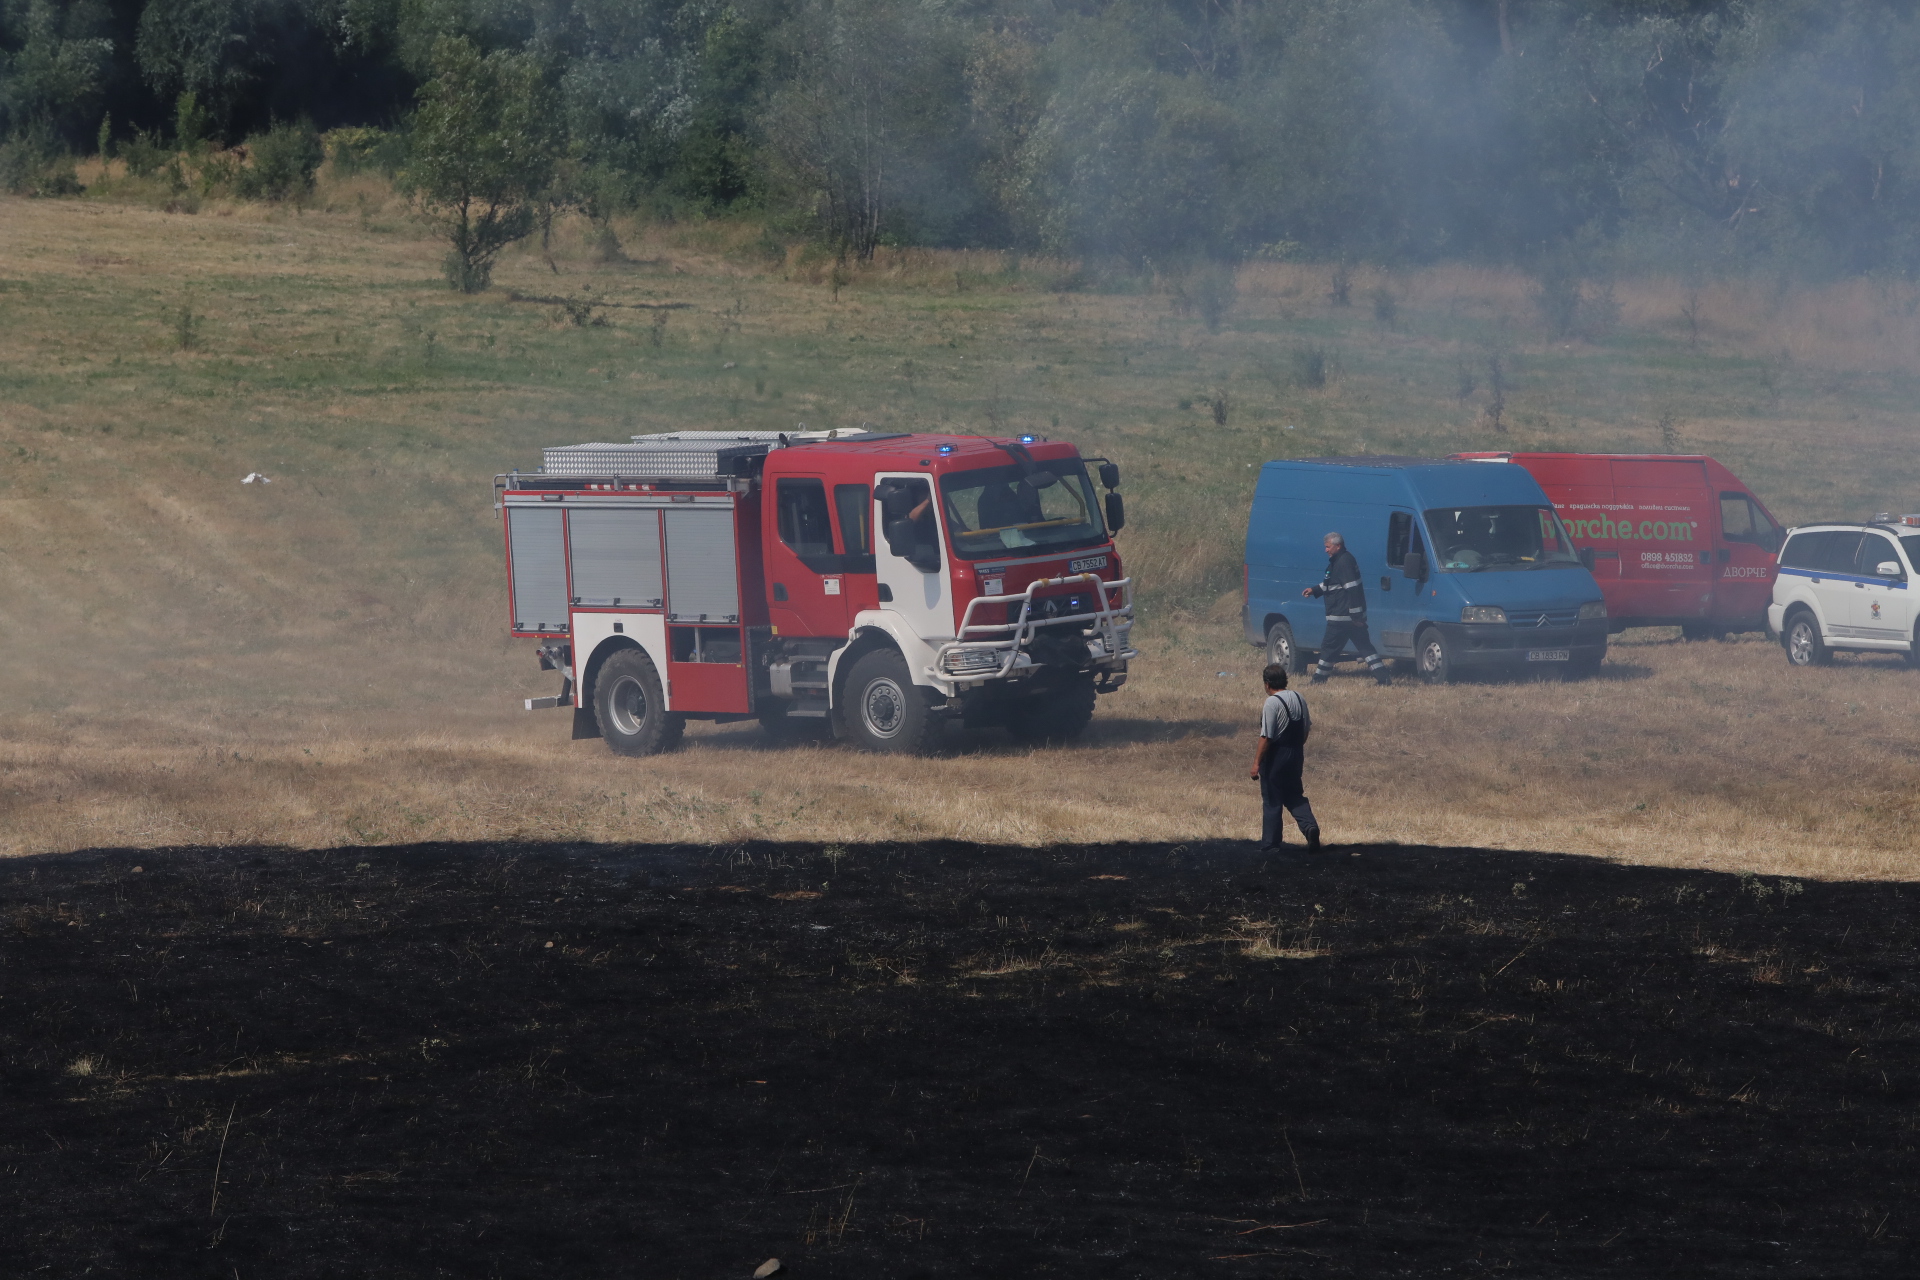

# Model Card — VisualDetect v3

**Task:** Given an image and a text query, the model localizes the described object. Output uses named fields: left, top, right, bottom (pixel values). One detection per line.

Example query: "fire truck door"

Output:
left=873, top=473, right=953, bottom=641
left=766, top=476, right=852, bottom=637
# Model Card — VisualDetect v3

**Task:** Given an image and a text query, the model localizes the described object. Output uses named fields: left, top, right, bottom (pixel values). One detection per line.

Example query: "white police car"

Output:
left=1770, top=517, right=1920, bottom=667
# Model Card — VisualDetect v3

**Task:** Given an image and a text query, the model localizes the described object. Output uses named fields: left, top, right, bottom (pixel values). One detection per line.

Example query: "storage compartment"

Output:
left=670, top=626, right=744, bottom=664
left=569, top=508, right=663, bottom=607
left=506, top=506, right=570, bottom=633
left=664, top=506, right=742, bottom=622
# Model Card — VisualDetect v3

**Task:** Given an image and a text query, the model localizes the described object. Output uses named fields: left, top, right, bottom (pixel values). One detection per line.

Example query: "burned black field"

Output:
left=4, top=841, right=1918, bottom=1278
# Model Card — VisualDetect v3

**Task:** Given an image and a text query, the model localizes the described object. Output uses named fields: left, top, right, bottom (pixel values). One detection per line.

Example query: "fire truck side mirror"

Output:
left=1099, top=462, right=1121, bottom=490
left=1105, top=491, right=1126, bottom=534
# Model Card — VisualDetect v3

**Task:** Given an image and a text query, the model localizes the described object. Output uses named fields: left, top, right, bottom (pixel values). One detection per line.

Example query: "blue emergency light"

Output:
left=937, top=444, right=954, bottom=454
left=1020, top=434, right=1036, bottom=444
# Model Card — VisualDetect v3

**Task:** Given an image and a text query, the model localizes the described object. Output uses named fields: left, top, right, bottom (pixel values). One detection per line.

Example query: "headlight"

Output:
left=1460, top=606, right=1507, bottom=624
left=942, top=648, right=1001, bottom=675
left=1578, top=600, right=1607, bottom=620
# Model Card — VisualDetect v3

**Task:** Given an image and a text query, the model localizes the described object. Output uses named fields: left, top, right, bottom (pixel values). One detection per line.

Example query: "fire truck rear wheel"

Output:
left=594, top=649, right=684, bottom=756
left=1005, top=674, right=1097, bottom=745
left=844, top=649, right=935, bottom=754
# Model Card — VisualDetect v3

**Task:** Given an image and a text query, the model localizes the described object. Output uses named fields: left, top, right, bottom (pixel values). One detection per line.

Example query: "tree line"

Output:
left=7, top=0, right=1920, bottom=281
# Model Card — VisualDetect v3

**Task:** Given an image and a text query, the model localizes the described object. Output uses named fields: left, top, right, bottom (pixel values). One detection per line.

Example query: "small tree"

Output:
left=408, top=37, right=562, bottom=293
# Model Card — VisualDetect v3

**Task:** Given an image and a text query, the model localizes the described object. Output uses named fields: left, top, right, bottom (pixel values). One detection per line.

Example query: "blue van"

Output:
left=1243, top=457, right=1610, bottom=681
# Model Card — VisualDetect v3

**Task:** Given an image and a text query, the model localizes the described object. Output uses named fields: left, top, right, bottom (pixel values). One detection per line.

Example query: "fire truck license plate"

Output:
left=1070, top=556, right=1108, bottom=572
left=1526, top=649, right=1571, bottom=662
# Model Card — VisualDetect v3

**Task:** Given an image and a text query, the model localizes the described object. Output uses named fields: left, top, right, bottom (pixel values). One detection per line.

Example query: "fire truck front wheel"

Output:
left=594, top=649, right=685, bottom=756
left=844, top=649, right=936, bottom=755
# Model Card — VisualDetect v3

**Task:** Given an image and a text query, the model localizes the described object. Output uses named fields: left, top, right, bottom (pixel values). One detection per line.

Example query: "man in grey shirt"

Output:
left=1251, top=663, right=1322, bottom=852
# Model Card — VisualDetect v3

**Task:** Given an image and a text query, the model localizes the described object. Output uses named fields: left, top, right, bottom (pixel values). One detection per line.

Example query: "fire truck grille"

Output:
left=1030, top=592, right=1093, bottom=622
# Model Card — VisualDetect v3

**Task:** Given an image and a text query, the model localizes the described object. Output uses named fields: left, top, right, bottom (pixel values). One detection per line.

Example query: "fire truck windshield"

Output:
left=940, top=461, right=1106, bottom=560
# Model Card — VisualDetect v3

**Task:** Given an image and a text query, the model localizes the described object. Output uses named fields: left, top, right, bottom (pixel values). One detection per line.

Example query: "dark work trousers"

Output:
left=1259, top=750, right=1318, bottom=848
left=1316, top=619, right=1390, bottom=680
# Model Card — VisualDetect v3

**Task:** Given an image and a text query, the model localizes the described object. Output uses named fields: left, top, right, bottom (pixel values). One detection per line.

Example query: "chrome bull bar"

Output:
left=932, top=573, right=1136, bottom=681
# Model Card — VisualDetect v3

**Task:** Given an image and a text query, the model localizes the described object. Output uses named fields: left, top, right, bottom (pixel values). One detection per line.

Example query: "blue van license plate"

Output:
left=1526, top=648, right=1571, bottom=662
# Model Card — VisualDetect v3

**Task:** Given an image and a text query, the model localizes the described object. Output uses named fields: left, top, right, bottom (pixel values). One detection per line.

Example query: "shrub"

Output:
left=238, top=120, right=323, bottom=201
left=1291, top=344, right=1330, bottom=389
left=323, top=127, right=405, bottom=177
left=121, top=129, right=167, bottom=178
left=0, top=142, right=82, bottom=197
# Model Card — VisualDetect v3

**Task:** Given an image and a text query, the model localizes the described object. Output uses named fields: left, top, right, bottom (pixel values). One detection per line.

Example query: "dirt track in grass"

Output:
left=6, top=839, right=1918, bottom=1277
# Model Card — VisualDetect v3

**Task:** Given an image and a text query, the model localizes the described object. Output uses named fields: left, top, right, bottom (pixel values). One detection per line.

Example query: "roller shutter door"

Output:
left=664, top=507, right=741, bottom=622
left=569, top=509, right=663, bottom=607
left=507, top=506, right=570, bottom=631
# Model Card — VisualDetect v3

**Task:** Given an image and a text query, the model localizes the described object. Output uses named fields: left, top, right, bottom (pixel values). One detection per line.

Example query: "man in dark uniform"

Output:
left=1302, top=531, right=1391, bottom=685
left=1251, top=663, right=1320, bottom=852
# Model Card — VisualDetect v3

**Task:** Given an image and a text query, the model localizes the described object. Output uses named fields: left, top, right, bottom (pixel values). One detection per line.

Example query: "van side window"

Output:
left=1720, top=492, right=1780, bottom=549
left=1386, top=512, right=1412, bottom=566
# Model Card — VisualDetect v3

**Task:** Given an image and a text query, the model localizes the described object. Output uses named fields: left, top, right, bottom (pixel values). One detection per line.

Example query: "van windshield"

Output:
left=940, top=461, right=1106, bottom=560
left=1425, top=505, right=1581, bottom=572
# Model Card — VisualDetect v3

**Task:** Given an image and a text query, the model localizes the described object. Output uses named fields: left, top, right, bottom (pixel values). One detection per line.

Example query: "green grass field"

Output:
left=2, top=177, right=1918, bottom=872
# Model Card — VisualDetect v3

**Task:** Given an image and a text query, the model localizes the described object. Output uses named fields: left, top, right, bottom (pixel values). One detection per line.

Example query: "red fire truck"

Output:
left=497, top=429, right=1136, bottom=755
left=1454, top=452, right=1783, bottom=638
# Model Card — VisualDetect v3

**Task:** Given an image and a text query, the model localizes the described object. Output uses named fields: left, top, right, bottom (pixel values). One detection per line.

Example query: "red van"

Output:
left=1452, top=453, right=1783, bottom=637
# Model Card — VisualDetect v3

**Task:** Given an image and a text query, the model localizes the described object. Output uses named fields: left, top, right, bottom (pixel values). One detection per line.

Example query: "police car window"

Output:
left=1778, top=531, right=1828, bottom=569
left=775, top=478, right=836, bottom=558
left=1422, top=505, right=1580, bottom=572
left=1901, top=532, right=1920, bottom=568
left=1856, top=533, right=1904, bottom=579
left=1816, top=531, right=1864, bottom=574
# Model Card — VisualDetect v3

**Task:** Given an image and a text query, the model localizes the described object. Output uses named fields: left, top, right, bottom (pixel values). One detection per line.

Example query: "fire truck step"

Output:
left=524, top=695, right=573, bottom=711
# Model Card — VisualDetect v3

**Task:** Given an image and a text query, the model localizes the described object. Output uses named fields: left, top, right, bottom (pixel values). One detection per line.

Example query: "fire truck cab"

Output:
left=497, top=429, right=1135, bottom=755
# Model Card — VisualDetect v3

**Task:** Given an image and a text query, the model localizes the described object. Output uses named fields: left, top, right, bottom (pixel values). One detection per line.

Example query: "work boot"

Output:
left=1372, top=668, right=1392, bottom=687
left=1304, top=827, right=1323, bottom=853
left=1310, top=671, right=1329, bottom=685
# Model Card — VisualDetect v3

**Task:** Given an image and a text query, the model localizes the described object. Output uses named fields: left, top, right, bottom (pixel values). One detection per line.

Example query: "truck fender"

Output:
left=573, top=635, right=647, bottom=740
left=827, top=621, right=952, bottom=710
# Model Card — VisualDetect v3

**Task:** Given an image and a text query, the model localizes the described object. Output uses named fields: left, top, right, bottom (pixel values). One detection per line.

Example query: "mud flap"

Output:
left=572, top=705, right=602, bottom=740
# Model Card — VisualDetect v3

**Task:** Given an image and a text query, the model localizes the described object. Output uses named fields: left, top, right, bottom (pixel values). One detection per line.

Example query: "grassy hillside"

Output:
left=2, top=179, right=1917, bottom=873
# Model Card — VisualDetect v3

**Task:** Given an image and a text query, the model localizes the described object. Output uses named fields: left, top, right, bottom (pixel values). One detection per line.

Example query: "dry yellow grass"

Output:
left=1, top=186, right=1916, bottom=877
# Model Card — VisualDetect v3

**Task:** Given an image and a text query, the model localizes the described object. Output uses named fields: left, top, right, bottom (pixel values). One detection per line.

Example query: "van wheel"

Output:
left=1415, top=628, right=1455, bottom=684
left=1006, top=674, right=1097, bottom=745
left=1679, top=621, right=1720, bottom=642
left=844, top=648, right=936, bottom=754
left=594, top=648, right=685, bottom=756
left=1783, top=613, right=1831, bottom=667
left=1564, top=653, right=1604, bottom=681
left=1265, top=619, right=1307, bottom=673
